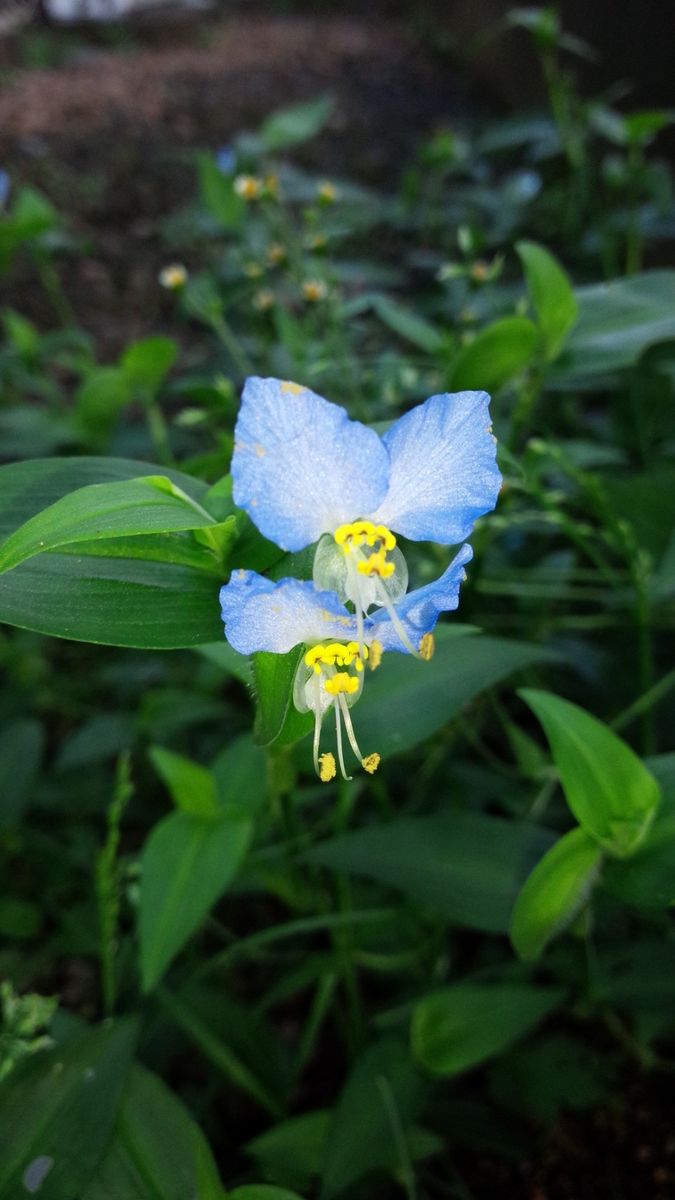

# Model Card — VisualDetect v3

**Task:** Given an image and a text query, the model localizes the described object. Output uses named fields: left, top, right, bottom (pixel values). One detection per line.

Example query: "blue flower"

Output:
left=219, top=553, right=473, bottom=781
left=215, top=146, right=236, bottom=176
left=231, top=376, right=500, bottom=655
left=0, top=171, right=10, bottom=210
left=220, top=570, right=378, bottom=781
left=368, top=544, right=473, bottom=653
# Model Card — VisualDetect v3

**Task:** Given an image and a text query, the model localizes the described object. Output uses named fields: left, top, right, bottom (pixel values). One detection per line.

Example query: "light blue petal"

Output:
left=220, top=570, right=360, bottom=655
left=232, top=377, right=390, bottom=552
left=369, top=544, right=473, bottom=653
left=371, top=391, right=501, bottom=543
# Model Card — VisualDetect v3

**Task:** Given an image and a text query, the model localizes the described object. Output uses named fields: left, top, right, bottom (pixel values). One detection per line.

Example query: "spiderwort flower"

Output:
left=220, top=547, right=473, bottom=782
left=231, top=377, right=500, bottom=657
left=220, top=571, right=379, bottom=782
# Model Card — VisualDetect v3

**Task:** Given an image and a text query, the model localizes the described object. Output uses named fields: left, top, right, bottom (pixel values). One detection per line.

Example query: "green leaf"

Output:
left=604, top=812, right=675, bottom=909
left=120, top=336, right=177, bottom=395
left=450, top=316, right=538, bottom=390
left=411, top=984, right=562, bottom=1076
left=371, top=295, right=446, bottom=354
left=252, top=646, right=307, bottom=747
left=75, top=368, right=133, bottom=445
left=198, top=154, right=245, bottom=228
left=230, top=1188, right=306, bottom=1200
left=551, top=271, right=675, bottom=384
left=319, top=1038, right=425, bottom=1200
left=261, top=96, right=333, bottom=150
left=80, top=1064, right=225, bottom=1200
left=247, top=1112, right=331, bottom=1193
left=520, top=690, right=660, bottom=857
left=0, top=187, right=57, bottom=266
left=0, top=475, right=219, bottom=574
left=510, top=827, right=604, bottom=960
left=0, top=553, right=224, bottom=648
left=149, top=746, right=219, bottom=817
left=0, top=1019, right=137, bottom=1199
left=0, top=457, right=210, bottom=542
left=139, top=808, right=253, bottom=992
left=211, top=735, right=267, bottom=812
left=339, top=627, right=557, bottom=762
left=307, top=808, right=554, bottom=933
left=516, top=240, right=578, bottom=360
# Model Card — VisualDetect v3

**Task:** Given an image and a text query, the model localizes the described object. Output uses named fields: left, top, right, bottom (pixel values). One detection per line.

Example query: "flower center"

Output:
left=334, top=520, right=397, bottom=576
left=294, top=641, right=378, bottom=783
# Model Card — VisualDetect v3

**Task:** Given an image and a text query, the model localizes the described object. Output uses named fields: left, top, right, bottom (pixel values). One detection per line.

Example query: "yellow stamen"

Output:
left=357, top=550, right=395, bottom=579
left=304, top=642, right=367, bottom=672
left=368, top=640, right=383, bottom=671
left=325, top=673, right=359, bottom=697
left=419, top=632, right=435, bottom=661
left=334, top=521, right=397, bottom=584
left=319, top=753, right=336, bottom=782
left=362, top=753, right=380, bottom=775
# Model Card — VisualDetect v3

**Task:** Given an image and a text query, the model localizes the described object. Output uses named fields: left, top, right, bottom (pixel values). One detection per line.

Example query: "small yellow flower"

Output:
left=266, top=242, right=286, bottom=266
left=305, top=232, right=327, bottom=251
left=302, top=279, right=328, bottom=303
left=234, top=174, right=263, bottom=201
left=317, top=181, right=339, bottom=204
left=470, top=260, right=490, bottom=283
left=159, top=263, right=188, bottom=290
left=253, top=289, right=275, bottom=312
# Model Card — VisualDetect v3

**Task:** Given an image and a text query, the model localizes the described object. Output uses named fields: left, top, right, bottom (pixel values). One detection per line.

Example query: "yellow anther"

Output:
left=324, top=673, right=359, bottom=697
left=234, top=174, right=263, bottom=200
left=419, top=632, right=435, bottom=661
left=305, top=641, right=365, bottom=673
left=368, top=640, right=383, bottom=671
left=357, top=551, right=395, bottom=579
left=334, top=521, right=396, bottom=565
left=375, top=524, right=396, bottom=550
left=362, top=753, right=380, bottom=775
left=319, top=753, right=336, bottom=782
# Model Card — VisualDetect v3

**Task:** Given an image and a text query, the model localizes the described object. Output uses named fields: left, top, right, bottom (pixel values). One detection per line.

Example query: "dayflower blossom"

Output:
left=231, top=377, right=500, bottom=657
left=220, top=551, right=471, bottom=781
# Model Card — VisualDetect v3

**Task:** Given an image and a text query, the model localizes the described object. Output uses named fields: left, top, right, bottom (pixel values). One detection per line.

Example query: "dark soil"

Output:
left=461, top=1076, right=675, bottom=1200
left=0, top=13, right=481, bottom=354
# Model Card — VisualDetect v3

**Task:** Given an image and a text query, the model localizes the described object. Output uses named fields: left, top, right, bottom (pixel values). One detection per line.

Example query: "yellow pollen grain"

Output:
left=281, top=381, right=304, bottom=395
left=419, top=632, right=435, bottom=661
left=319, top=753, right=337, bottom=782
left=362, top=753, right=380, bottom=775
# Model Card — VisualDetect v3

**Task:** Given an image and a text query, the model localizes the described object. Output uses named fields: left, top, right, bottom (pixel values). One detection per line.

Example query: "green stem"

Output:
left=211, top=312, right=253, bottom=377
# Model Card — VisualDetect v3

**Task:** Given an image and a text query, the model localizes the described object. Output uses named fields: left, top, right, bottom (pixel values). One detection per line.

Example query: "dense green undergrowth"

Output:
left=1, top=9, right=674, bottom=1198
